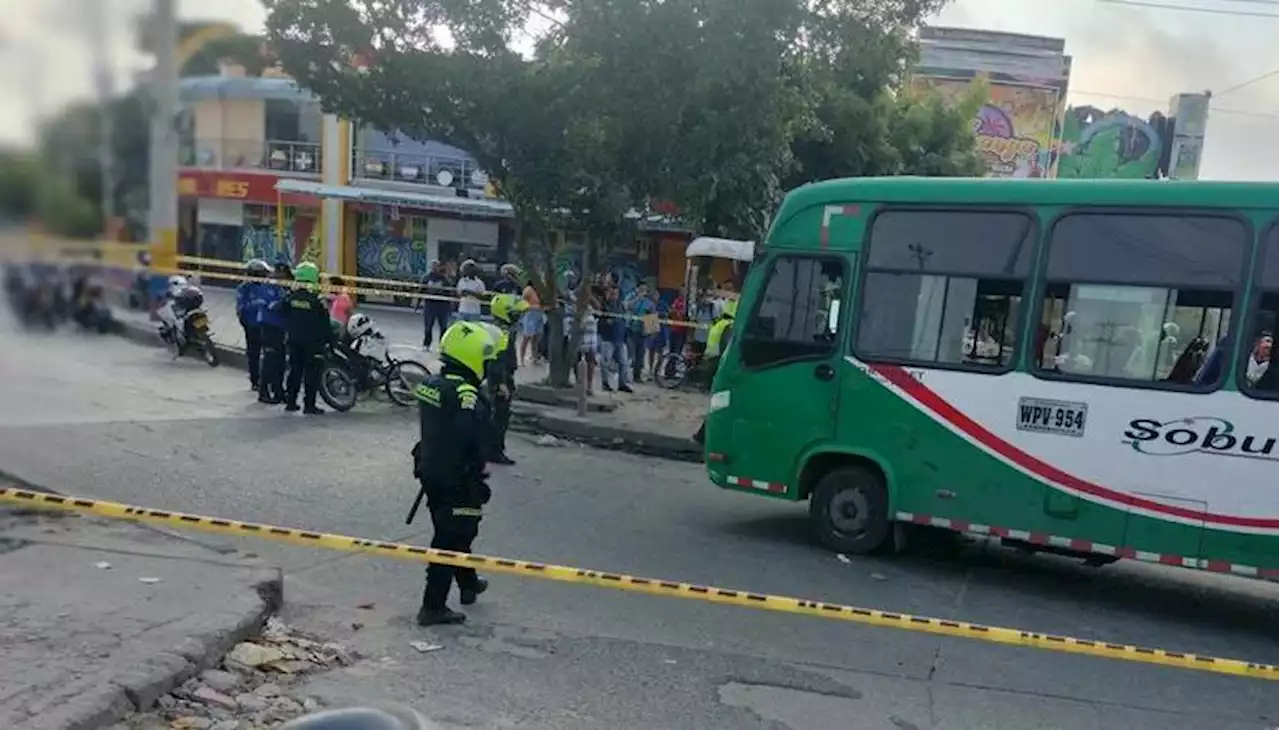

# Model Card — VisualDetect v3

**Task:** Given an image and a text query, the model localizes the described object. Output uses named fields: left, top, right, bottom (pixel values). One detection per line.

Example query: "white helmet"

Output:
left=347, top=313, right=374, bottom=338
left=167, top=275, right=188, bottom=288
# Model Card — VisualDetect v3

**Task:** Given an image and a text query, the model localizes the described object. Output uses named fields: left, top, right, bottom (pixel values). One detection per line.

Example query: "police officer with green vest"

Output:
left=703, top=299, right=737, bottom=380
left=281, top=262, right=332, bottom=414
left=411, top=321, right=498, bottom=626
left=486, top=293, right=530, bottom=465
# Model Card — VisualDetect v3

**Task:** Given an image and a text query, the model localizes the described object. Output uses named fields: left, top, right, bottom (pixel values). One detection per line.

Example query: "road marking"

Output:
left=1, top=486, right=1274, bottom=682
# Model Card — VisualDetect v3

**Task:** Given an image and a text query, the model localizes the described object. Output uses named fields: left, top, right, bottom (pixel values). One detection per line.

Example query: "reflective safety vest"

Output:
left=706, top=318, right=733, bottom=357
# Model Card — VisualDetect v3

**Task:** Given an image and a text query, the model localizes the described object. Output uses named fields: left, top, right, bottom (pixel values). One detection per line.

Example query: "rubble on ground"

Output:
left=111, top=617, right=357, bottom=730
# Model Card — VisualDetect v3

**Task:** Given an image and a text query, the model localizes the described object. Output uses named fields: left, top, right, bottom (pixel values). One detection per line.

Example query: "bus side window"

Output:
left=1240, top=223, right=1277, bottom=399
left=854, top=209, right=1035, bottom=371
left=740, top=255, right=845, bottom=368
left=1035, top=211, right=1248, bottom=390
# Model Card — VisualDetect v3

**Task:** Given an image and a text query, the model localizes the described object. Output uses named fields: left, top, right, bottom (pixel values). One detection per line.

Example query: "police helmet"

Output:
left=439, top=321, right=497, bottom=380
left=294, top=261, right=321, bottom=285
left=489, top=293, right=529, bottom=325
left=478, top=322, right=508, bottom=357
left=280, top=705, right=439, bottom=730
left=246, top=259, right=273, bottom=277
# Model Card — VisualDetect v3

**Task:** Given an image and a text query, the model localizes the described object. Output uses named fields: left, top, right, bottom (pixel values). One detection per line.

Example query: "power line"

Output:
left=1214, top=69, right=1279, bottom=98
left=1099, top=0, right=1279, bottom=17
left=1070, top=88, right=1280, bottom=119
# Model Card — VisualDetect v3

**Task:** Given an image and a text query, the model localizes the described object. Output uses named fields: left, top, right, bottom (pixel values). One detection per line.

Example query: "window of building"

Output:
left=1036, top=211, right=1248, bottom=389
left=1240, top=223, right=1277, bottom=399
left=740, top=255, right=846, bottom=369
left=264, top=100, right=301, bottom=141
left=854, top=209, right=1034, bottom=371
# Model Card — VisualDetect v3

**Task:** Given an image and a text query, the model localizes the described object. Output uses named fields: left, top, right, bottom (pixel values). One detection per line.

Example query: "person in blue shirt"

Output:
left=236, top=259, right=272, bottom=392
left=625, top=282, right=656, bottom=383
left=257, top=264, right=290, bottom=404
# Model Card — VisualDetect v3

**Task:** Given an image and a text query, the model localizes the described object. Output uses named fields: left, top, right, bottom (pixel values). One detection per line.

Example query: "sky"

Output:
left=0, top=0, right=1276, bottom=181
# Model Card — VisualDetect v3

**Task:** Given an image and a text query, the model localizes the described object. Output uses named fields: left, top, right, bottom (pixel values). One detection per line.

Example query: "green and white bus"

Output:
left=703, top=177, right=1277, bottom=580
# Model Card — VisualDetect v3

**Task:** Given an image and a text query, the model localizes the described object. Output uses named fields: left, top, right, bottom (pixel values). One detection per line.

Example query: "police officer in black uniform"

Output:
left=485, top=293, right=529, bottom=465
left=411, top=320, right=498, bottom=626
left=281, top=261, right=331, bottom=415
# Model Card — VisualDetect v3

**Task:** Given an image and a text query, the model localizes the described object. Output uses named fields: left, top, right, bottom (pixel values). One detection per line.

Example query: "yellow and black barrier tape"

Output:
left=1, top=486, right=1274, bottom=681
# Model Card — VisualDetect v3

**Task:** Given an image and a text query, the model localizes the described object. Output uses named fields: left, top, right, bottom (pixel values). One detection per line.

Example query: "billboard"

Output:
left=914, top=75, right=1060, bottom=178
left=915, top=27, right=1070, bottom=179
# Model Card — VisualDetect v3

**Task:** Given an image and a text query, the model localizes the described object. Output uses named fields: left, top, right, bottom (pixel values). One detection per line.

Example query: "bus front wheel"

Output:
left=809, top=466, right=890, bottom=555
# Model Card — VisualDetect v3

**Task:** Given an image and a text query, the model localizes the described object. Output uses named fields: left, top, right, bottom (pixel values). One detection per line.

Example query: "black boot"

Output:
left=487, top=452, right=515, bottom=466
left=416, top=606, right=466, bottom=626
left=460, top=576, right=489, bottom=606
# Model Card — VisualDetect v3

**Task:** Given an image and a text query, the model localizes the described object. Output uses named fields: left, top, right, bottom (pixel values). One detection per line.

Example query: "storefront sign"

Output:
left=177, top=171, right=318, bottom=206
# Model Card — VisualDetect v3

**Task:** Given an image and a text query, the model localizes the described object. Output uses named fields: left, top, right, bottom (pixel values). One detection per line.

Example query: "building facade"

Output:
left=177, top=64, right=690, bottom=297
left=913, top=26, right=1210, bottom=180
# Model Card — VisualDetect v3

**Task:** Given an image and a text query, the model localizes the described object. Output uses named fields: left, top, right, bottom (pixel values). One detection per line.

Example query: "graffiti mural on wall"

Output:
left=239, top=218, right=322, bottom=267
left=356, top=234, right=429, bottom=281
left=914, top=76, right=1060, bottom=178
left=1055, top=106, right=1168, bottom=180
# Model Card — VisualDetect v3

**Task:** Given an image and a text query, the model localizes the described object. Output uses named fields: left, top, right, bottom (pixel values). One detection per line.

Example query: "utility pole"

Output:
left=147, top=0, right=178, bottom=264
left=87, top=0, right=117, bottom=237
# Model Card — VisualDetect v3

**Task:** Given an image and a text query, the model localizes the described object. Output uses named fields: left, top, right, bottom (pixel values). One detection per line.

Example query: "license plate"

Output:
left=1016, top=397, right=1088, bottom=438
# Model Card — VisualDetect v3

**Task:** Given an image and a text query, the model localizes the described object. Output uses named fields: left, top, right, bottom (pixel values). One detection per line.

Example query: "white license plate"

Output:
left=1016, top=397, right=1088, bottom=438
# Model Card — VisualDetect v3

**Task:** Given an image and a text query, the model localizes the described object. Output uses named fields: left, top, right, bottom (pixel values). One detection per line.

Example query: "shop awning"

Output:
left=274, top=179, right=515, bottom=219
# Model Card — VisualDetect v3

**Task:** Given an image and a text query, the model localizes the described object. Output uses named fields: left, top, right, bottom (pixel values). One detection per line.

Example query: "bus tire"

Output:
left=809, top=466, right=890, bottom=555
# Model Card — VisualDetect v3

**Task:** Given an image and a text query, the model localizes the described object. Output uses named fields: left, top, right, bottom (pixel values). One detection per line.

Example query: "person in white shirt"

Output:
left=454, top=259, right=486, bottom=322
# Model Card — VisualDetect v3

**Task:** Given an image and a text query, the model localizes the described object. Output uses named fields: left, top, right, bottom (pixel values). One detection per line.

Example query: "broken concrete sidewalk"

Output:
left=0, top=507, right=282, bottom=730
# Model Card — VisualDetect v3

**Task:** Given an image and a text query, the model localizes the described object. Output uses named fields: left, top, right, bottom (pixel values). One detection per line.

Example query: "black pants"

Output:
left=422, top=505, right=481, bottom=609
left=285, top=341, right=323, bottom=408
left=493, top=389, right=512, bottom=454
left=242, top=322, right=263, bottom=388
left=423, top=306, right=450, bottom=349
left=259, top=326, right=287, bottom=400
left=628, top=331, right=646, bottom=381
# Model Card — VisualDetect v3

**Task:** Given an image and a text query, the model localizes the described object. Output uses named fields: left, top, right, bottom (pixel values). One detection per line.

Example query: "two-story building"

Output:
left=178, top=63, right=694, bottom=298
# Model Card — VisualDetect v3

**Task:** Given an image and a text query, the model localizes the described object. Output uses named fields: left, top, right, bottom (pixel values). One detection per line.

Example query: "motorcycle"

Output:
left=158, top=287, right=220, bottom=367
left=71, top=284, right=116, bottom=334
left=319, top=322, right=428, bottom=412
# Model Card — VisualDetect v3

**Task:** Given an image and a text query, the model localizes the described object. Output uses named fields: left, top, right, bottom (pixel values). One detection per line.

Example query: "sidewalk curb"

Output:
left=0, top=470, right=283, bottom=730
left=114, top=321, right=702, bottom=463
left=511, top=406, right=703, bottom=463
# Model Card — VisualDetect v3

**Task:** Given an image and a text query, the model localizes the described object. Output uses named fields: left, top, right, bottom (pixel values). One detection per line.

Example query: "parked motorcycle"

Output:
left=71, top=282, right=116, bottom=334
left=158, top=286, right=220, bottom=367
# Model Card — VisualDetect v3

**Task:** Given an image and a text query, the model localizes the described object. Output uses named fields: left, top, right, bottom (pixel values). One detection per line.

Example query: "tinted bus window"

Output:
left=1036, top=212, right=1247, bottom=389
left=1240, top=224, right=1277, bottom=399
left=856, top=209, right=1035, bottom=370
left=740, top=255, right=845, bottom=368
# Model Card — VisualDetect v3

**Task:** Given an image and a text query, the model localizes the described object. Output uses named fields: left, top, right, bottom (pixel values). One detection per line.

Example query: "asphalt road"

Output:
left=0, top=310, right=1276, bottom=730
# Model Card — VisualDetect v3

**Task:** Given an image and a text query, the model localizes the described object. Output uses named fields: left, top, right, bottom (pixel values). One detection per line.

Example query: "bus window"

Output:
left=1240, top=223, right=1277, bottom=399
left=1036, top=212, right=1248, bottom=389
left=740, top=255, right=845, bottom=368
left=854, top=209, right=1035, bottom=370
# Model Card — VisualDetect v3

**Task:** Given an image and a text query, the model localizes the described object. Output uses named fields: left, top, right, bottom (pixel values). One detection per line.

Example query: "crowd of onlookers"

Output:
left=407, top=257, right=739, bottom=396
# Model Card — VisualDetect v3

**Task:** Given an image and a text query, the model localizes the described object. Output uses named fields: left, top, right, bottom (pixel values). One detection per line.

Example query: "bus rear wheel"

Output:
left=809, top=466, right=890, bottom=555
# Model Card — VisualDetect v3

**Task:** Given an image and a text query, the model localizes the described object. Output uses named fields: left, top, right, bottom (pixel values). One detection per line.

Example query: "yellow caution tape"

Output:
left=1, top=486, right=1273, bottom=681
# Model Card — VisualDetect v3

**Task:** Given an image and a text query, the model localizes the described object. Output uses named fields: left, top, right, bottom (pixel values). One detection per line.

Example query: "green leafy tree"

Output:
left=265, top=0, right=804, bottom=385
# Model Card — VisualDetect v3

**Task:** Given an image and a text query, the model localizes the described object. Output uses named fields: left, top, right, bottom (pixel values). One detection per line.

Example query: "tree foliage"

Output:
left=263, top=0, right=982, bottom=382
left=0, top=149, right=103, bottom=238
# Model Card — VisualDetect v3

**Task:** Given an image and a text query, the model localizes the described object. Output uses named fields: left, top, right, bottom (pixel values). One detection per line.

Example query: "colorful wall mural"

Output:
left=914, top=76, right=1061, bottom=178
left=353, top=214, right=430, bottom=282
left=1055, top=107, right=1172, bottom=180
left=239, top=215, right=322, bottom=267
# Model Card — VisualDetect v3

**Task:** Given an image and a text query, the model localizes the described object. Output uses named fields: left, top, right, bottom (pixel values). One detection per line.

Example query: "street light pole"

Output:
left=147, top=0, right=179, bottom=265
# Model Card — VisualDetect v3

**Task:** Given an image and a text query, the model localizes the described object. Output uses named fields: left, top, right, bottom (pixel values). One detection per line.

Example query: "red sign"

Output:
left=177, top=171, right=318, bottom=207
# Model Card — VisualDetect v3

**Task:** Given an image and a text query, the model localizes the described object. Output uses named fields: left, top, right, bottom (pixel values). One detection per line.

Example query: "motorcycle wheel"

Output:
left=201, top=338, right=220, bottom=367
left=385, top=360, right=429, bottom=407
left=319, top=364, right=358, bottom=412
left=654, top=352, right=688, bottom=390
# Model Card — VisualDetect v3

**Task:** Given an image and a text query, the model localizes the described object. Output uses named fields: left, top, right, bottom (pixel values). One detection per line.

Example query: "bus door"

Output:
left=719, top=253, right=849, bottom=493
